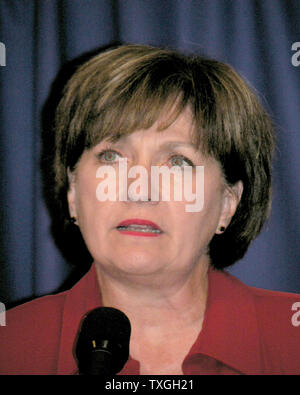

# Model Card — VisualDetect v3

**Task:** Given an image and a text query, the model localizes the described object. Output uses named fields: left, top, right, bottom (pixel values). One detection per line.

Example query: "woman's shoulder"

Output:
left=5, top=291, right=67, bottom=328
left=251, top=285, right=300, bottom=374
left=0, top=265, right=99, bottom=375
left=210, top=269, right=300, bottom=374
left=229, top=272, right=300, bottom=373
left=217, top=268, right=300, bottom=311
left=0, top=291, right=68, bottom=374
left=247, top=282, right=300, bottom=324
left=223, top=271, right=300, bottom=336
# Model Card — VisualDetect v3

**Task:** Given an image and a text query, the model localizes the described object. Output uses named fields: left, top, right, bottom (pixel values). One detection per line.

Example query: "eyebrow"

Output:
left=101, top=138, right=198, bottom=151
left=158, top=141, right=198, bottom=151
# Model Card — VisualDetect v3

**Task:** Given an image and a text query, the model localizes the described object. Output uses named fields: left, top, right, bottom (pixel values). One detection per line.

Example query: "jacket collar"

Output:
left=56, top=264, right=102, bottom=375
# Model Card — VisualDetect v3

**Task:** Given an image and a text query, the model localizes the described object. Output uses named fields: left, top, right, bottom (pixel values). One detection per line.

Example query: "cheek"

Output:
left=75, top=174, right=104, bottom=222
left=74, top=180, right=116, bottom=260
left=170, top=181, right=224, bottom=242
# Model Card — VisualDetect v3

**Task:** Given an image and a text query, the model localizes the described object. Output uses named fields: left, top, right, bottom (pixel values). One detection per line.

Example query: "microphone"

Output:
left=75, top=307, right=131, bottom=375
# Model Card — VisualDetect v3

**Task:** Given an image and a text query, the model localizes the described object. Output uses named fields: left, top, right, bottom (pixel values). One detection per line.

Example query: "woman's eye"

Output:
left=169, top=155, right=194, bottom=167
left=98, top=150, right=121, bottom=163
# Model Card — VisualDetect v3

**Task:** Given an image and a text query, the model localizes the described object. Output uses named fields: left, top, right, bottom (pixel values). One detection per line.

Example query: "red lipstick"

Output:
left=116, top=218, right=162, bottom=237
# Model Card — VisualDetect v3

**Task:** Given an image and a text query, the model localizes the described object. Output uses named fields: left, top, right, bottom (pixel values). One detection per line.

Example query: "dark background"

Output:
left=0, top=0, right=300, bottom=307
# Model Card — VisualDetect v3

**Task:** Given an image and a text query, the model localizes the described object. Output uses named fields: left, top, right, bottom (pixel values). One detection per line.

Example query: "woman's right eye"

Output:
left=97, top=149, right=122, bottom=163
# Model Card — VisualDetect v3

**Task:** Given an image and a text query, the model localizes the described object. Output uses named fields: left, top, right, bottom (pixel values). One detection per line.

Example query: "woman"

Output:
left=1, top=44, right=299, bottom=375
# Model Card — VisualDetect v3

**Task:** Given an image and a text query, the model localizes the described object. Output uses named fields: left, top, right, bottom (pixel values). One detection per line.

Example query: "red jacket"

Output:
left=1, top=264, right=300, bottom=375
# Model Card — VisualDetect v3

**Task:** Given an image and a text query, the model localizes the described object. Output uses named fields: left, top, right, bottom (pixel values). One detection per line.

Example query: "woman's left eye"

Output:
left=169, top=155, right=194, bottom=167
left=97, top=149, right=121, bottom=163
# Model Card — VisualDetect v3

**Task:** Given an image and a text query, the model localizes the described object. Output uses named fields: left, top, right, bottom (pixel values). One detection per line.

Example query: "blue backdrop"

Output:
left=1, top=0, right=300, bottom=307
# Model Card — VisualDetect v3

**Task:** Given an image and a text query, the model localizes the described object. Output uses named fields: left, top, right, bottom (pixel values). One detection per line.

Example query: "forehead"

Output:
left=107, top=106, right=197, bottom=149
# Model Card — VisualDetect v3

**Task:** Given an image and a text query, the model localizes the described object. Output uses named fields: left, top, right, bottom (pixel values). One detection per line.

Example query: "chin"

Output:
left=110, top=251, right=165, bottom=276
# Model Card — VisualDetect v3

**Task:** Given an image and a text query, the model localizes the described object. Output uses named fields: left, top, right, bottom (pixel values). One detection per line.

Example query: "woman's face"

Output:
left=68, top=108, right=242, bottom=282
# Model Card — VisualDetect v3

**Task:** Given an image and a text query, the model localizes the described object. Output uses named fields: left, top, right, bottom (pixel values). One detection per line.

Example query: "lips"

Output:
left=116, top=218, right=163, bottom=237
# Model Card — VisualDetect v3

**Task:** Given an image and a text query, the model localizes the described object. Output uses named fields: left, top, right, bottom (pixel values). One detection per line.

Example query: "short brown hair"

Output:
left=54, top=44, right=274, bottom=269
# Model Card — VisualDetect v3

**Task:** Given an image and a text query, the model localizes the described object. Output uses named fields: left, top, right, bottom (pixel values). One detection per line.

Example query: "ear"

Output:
left=216, top=180, right=243, bottom=234
left=67, top=168, right=78, bottom=219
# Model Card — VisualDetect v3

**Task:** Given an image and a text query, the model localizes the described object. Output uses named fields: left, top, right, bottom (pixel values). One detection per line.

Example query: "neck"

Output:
left=95, top=258, right=209, bottom=330
left=95, top=259, right=210, bottom=373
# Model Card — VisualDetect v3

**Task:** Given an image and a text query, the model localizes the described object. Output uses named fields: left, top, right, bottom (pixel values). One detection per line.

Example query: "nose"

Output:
left=127, top=162, right=157, bottom=203
left=118, top=158, right=159, bottom=204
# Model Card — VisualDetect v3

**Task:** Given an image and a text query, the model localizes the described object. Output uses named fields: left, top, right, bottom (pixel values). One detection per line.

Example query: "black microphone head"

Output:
left=75, top=307, right=131, bottom=375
